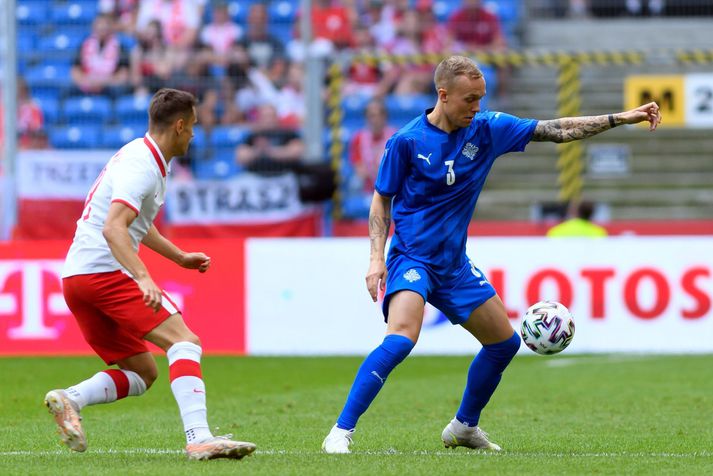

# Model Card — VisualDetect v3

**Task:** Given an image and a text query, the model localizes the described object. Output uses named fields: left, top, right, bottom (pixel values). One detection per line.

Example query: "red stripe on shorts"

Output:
left=169, top=359, right=202, bottom=382
left=103, top=369, right=130, bottom=399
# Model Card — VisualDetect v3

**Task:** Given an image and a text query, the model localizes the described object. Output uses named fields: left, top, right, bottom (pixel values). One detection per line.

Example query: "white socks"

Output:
left=167, top=341, right=213, bottom=444
left=66, top=369, right=146, bottom=410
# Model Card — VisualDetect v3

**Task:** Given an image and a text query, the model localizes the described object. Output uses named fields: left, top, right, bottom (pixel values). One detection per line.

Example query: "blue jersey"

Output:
left=374, top=110, right=538, bottom=273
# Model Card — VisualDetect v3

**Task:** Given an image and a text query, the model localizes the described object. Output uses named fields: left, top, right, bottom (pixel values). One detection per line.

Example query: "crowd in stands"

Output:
left=12, top=0, right=522, bottom=216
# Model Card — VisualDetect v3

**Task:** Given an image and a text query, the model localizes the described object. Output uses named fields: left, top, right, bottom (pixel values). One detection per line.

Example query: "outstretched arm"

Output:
left=532, top=102, right=662, bottom=143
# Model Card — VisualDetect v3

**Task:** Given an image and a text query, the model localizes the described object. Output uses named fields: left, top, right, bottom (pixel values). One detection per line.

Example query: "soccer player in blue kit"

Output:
left=322, top=55, right=662, bottom=453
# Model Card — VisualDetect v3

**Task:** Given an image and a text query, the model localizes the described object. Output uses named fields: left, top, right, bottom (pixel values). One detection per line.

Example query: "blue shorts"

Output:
left=382, top=254, right=496, bottom=325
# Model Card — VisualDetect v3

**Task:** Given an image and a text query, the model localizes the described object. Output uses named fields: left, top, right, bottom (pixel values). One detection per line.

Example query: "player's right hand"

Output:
left=137, top=276, right=162, bottom=312
left=366, top=260, right=387, bottom=302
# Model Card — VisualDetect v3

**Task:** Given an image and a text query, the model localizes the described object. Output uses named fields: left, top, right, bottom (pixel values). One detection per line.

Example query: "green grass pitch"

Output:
left=1, top=354, right=712, bottom=475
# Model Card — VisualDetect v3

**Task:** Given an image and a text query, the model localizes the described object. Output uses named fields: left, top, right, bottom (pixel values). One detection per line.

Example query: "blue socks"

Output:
left=455, top=331, right=521, bottom=427
left=336, top=334, right=415, bottom=430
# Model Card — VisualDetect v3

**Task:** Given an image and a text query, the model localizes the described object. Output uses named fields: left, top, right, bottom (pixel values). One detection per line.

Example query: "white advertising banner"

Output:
left=246, top=237, right=713, bottom=355
left=16, top=149, right=110, bottom=199
left=165, top=174, right=306, bottom=224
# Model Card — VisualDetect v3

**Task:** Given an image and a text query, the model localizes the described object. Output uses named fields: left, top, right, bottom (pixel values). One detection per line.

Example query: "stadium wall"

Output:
left=1, top=237, right=712, bottom=356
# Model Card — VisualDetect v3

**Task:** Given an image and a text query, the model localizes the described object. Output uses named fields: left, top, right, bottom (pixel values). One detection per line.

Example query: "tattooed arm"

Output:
left=366, top=191, right=392, bottom=302
left=532, top=102, right=662, bottom=143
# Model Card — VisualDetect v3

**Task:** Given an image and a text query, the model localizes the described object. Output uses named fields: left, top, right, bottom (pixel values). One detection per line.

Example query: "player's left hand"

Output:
left=180, top=252, right=211, bottom=273
left=622, top=102, right=662, bottom=131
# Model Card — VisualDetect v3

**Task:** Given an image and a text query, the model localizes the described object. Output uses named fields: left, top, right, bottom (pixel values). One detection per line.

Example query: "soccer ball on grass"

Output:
left=520, top=300, right=575, bottom=355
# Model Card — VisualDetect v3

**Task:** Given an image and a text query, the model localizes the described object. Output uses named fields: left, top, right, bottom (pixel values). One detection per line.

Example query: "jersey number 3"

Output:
left=445, top=160, right=456, bottom=186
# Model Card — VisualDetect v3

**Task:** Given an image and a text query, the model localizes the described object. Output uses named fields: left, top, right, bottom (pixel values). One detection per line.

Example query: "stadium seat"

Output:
left=101, top=125, right=144, bottom=149
left=209, top=126, right=249, bottom=148
left=433, top=0, right=461, bottom=22
left=268, top=0, right=297, bottom=23
left=342, top=94, right=370, bottom=119
left=63, top=96, right=113, bottom=124
left=226, top=0, right=253, bottom=24
left=384, top=94, right=433, bottom=125
left=193, top=155, right=242, bottom=180
left=48, top=124, right=101, bottom=149
left=116, top=94, right=150, bottom=124
left=38, top=32, right=84, bottom=54
left=191, top=125, right=207, bottom=149
left=24, top=63, right=72, bottom=94
left=51, top=0, right=98, bottom=25
left=16, top=2, right=45, bottom=26
left=268, top=22, right=293, bottom=46
left=33, top=96, right=61, bottom=124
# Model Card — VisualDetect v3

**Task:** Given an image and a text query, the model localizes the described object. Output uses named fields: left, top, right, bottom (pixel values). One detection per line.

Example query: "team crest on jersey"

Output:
left=462, top=143, right=479, bottom=160
left=403, top=269, right=421, bottom=282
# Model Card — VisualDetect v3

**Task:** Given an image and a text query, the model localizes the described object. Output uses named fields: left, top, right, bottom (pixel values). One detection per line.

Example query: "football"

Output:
left=520, top=301, right=575, bottom=355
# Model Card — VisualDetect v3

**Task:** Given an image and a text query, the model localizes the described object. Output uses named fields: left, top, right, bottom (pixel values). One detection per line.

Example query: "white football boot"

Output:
left=322, top=424, right=354, bottom=454
left=185, top=434, right=256, bottom=460
left=44, top=389, right=87, bottom=452
left=441, top=418, right=501, bottom=451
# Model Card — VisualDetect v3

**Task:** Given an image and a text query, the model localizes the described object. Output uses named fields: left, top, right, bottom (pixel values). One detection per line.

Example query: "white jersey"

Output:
left=62, top=134, right=169, bottom=278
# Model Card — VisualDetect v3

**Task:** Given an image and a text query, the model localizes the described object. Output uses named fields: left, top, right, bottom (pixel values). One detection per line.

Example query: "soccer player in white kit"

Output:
left=44, top=88, right=256, bottom=460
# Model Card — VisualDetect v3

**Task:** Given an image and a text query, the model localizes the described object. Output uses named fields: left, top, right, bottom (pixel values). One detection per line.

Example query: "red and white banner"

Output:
left=246, top=237, right=713, bottom=355
left=165, top=174, right=308, bottom=224
left=13, top=150, right=320, bottom=239
left=0, top=239, right=246, bottom=356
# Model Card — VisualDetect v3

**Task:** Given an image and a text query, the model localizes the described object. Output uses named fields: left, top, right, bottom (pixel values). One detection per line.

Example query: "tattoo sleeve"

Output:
left=532, top=114, right=621, bottom=143
left=368, top=215, right=391, bottom=259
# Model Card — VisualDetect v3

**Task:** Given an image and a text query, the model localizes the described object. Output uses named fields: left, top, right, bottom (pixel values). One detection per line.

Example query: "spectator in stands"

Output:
left=135, top=0, right=204, bottom=49
left=130, top=20, right=175, bottom=95
left=219, top=43, right=253, bottom=124
left=309, top=0, right=355, bottom=50
left=238, top=3, right=286, bottom=70
left=223, top=54, right=289, bottom=125
left=70, top=13, right=131, bottom=98
left=419, top=0, right=463, bottom=54
left=236, top=103, right=305, bottom=174
left=382, top=10, right=433, bottom=94
left=448, top=0, right=507, bottom=52
left=547, top=200, right=608, bottom=237
left=275, top=62, right=305, bottom=128
left=199, top=1, right=243, bottom=62
left=98, top=0, right=140, bottom=34
left=448, top=0, right=509, bottom=98
left=0, top=78, right=47, bottom=150
left=348, top=98, right=396, bottom=194
left=17, top=77, right=47, bottom=149
left=344, top=22, right=390, bottom=97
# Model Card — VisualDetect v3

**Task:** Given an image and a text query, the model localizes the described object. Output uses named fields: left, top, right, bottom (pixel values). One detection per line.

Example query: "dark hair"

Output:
left=148, top=88, right=197, bottom=130
left=577, top=201, right=595, bottom=220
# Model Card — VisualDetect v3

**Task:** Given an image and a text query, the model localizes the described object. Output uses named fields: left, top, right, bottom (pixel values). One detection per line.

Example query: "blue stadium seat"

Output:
left=51, top=0, right=98, bottom=25
left=342, top=94, right=370, bottom=115
left=193, top=155, right=242, bottom=180
left=269, top=0, right=297, bottom=23
left=38, top=32, right=84, bottom=54
left=63, top=96, right=113, bottom=124
left=433, top=0, right=461, bottom=22
left=210, top=126, right=249, bottom=148
left=49, top=124, right=101, bottom=148
left=115, top=94, right=150, bottom=124
left=101, top=125, right=144, bottom=149
left=384, top=94, right=433, bottom=125
left=33, top=96, right=61, bottom=124
left=226, top=0, right=254, bottom=24
left=268, top=22, right=292, bottom=46
left=191, top=126, right=207, bottom=149
left=16, top=2, right=45, bottom=26
left=25, top=63, right=72, bottom=90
